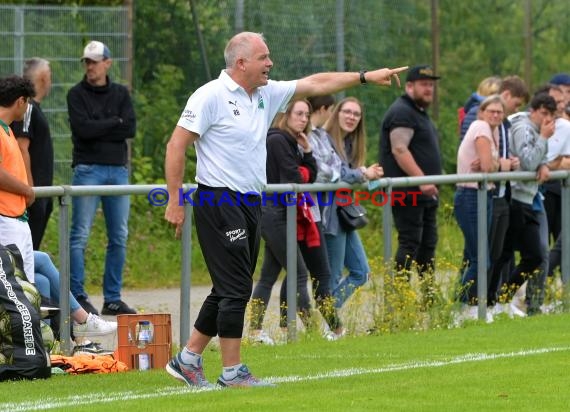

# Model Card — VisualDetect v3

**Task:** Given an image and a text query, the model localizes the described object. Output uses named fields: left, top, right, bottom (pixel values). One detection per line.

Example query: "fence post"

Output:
left=477, top=181, right=488, bottom=320
left=286, top=190, right=298, bottom=342
left=58, top=188, right=72, bottom=355
left=383, top=182, right=393, bottom=276
left=179, top=194, right=193, bottom=348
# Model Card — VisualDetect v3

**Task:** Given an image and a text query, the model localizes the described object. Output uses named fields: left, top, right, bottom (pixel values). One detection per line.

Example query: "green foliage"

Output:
left=132, top=63, right=185, bottom=181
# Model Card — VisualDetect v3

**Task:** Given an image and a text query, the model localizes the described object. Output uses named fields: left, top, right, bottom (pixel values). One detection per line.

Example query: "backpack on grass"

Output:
left=0, top=243, right=51, bottom=381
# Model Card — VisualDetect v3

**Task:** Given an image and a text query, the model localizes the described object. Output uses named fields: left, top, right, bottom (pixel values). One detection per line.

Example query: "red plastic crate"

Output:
left=115, top=313, right=172, bottom=370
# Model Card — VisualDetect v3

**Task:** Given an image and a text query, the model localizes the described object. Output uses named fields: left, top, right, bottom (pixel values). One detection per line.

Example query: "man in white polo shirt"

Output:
left=164, top=31, right=407, bottom=388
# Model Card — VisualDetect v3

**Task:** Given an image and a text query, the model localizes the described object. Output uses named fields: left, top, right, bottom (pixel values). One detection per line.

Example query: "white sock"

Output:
left=222, top=363, right=242, bottom=380
left=180, top=347, right=202, bottom=368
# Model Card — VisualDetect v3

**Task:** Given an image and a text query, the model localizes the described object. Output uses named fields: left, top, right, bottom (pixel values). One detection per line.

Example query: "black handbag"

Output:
left=337, top=203, right=368, bottom=231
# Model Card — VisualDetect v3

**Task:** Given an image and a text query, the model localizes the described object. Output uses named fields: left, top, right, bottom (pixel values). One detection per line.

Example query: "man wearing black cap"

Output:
left=67, top=40, right=137, bottom=316
left=380, top=65, right=442, bottom=284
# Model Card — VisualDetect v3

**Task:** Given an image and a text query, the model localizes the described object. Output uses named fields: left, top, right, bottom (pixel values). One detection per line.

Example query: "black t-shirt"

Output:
left=379, top=94, right=442, bottom=202
left=11, top=100, right=54, bottom=186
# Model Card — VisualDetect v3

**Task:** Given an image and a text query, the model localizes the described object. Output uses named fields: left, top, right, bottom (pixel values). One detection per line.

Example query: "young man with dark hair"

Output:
left=0, top=75, right=36, bottom=282
left=487, top=76, right=529, bottom=307
left=500, top=92, right=557, bottom=316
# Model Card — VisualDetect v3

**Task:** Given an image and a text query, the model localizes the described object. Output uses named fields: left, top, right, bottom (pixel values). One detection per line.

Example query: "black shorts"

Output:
left=193, top=185, right=262, bottom=300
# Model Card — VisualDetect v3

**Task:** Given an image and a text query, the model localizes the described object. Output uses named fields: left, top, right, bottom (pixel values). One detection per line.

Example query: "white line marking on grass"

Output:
left=2, top=346, right=568, bottom=412
left=271, top=346, right=570, bottom=383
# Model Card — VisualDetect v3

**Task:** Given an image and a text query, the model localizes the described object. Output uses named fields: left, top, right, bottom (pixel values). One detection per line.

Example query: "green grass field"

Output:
left=2, top=313, right=569, bottom=411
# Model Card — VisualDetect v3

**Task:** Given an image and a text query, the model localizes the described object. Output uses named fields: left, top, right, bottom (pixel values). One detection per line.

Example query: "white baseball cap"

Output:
left=81, top=41, right=111, bottom=62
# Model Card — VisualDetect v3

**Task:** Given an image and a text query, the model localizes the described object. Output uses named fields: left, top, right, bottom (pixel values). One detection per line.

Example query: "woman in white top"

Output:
left=454, top=94, right=503, bottom=313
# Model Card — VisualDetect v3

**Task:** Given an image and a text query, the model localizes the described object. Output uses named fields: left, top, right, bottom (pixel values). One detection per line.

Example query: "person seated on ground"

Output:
left=33, top=250, right=117, bottom=338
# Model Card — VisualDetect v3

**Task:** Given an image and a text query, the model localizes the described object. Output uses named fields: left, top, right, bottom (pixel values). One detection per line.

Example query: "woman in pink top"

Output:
left=454, top=95, right=503, bottom=318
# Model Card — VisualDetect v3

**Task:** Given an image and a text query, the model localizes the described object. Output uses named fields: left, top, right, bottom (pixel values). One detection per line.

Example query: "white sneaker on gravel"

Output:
left=73, top=313, right=117, bottom=337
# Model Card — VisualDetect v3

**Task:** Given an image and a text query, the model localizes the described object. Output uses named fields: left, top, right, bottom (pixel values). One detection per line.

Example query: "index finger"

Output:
left=390, top=66, right=408, bottom=87
left=175, top=223, right=183, bottom=239
left=390, top=66, right=409, bottom=74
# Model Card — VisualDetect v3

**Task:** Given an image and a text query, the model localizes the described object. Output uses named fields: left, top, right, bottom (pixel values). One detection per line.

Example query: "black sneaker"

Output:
left=101, top=300, right=137, bottom=315
left=73, top=340, right=114, bottom=356
left=77, top=296, right=100, bottom=316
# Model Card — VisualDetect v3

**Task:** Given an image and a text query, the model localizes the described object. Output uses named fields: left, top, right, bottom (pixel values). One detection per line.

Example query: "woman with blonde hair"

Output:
left=460, top=76, right=503, bottom=140
left=455, top=94, right=504, bottom=320
left=316, top=97, right=383, bottom=308
left=250, top=98, right=343, bottom=343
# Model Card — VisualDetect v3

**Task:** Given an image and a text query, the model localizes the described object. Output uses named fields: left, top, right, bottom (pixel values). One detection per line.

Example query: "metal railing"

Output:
left=35, top=170, right=570, bottom=353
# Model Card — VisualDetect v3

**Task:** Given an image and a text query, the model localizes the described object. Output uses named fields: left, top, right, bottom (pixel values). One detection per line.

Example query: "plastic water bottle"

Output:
left=137, top=321, right=151, bottom=349
left=136, top=321, right=152, bottom=370
left=138, top=353, right=150, bottom=371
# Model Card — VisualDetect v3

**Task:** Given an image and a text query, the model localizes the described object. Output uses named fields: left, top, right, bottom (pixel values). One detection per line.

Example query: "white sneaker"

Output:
left=508, top=301, right=527, bottom=318
left=490, top=303, right=506, bottom=316
left=540, top=300, right=563, bottom=314
left=73, top=313, right=117, bottom=337
left=323, top=328, right=346, bottom=341
left=250, top=330, right=275, bottom=345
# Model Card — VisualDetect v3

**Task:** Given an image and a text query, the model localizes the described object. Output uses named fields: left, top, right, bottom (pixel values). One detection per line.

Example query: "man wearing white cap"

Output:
left=67, top=40, right=137, bottom=316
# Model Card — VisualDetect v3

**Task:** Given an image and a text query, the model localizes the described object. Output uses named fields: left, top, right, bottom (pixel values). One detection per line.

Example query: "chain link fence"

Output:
left=0, top=4, right=130, bottom=184
left=1, top=1, right=569, bottom=183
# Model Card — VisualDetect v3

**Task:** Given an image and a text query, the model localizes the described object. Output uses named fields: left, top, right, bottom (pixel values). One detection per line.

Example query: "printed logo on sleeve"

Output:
left=181, top=109, right=197, bottom=122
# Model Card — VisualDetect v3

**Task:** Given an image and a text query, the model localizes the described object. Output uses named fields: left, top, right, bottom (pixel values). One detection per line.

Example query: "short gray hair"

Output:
left=223, top=32, right=266, bottom=68
left=23, top=57, right=50, bottom=81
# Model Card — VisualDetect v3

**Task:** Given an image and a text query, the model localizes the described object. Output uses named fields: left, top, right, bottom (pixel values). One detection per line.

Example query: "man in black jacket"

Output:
left=67, top=40, right=136, bottom=316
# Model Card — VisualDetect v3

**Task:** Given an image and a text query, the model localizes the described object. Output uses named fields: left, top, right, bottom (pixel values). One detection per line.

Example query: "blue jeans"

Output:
left=34, top=251, right=81, bottom=313
left=454, top=188, right=492, bottom=304
left=325, top=229, right=370, bottom=308
left=70, top=164, right=130, bottom=303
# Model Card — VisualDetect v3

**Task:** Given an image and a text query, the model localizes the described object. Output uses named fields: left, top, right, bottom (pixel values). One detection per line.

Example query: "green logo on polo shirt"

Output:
left=258, top=96, right=264, bottom=109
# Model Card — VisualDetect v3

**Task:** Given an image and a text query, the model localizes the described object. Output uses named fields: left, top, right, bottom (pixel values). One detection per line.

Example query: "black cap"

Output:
left=406, top=65, right=441, bottom=82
